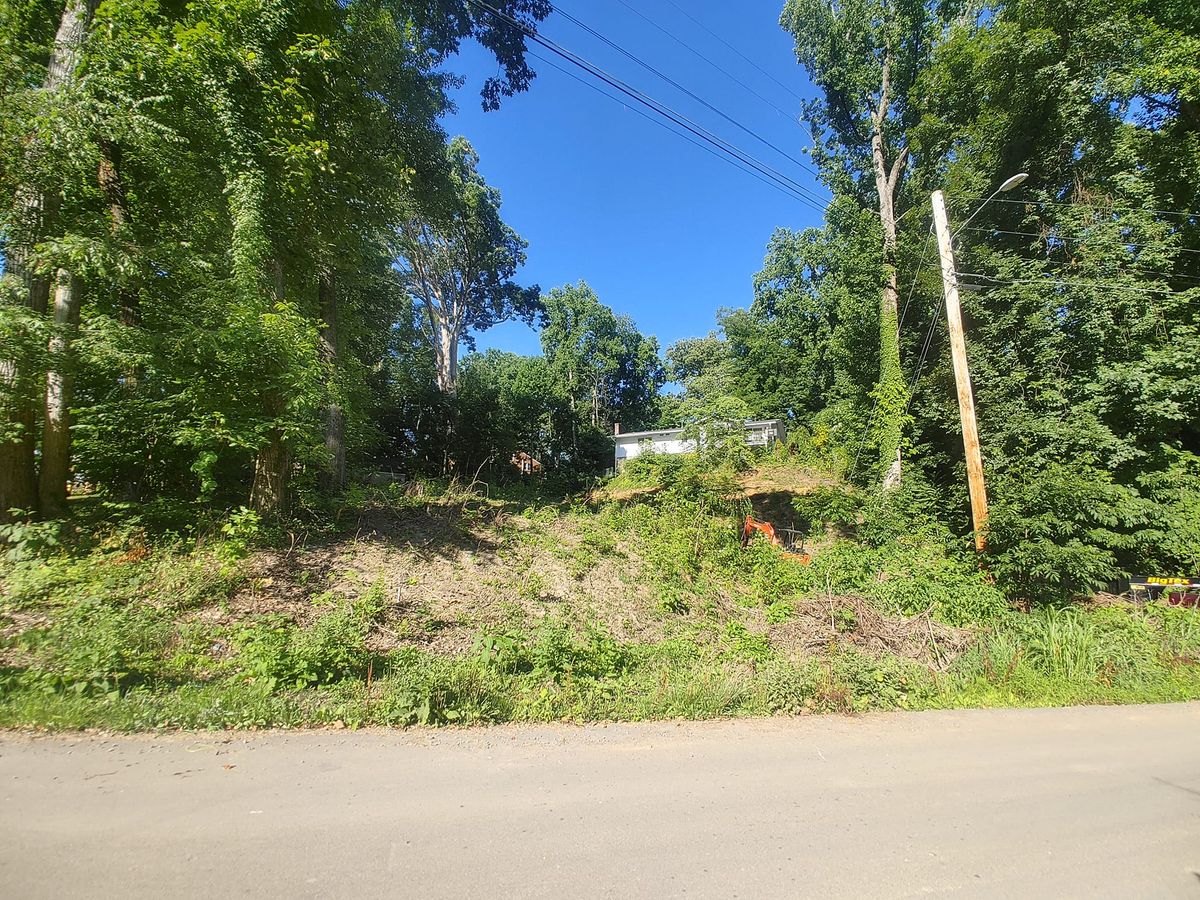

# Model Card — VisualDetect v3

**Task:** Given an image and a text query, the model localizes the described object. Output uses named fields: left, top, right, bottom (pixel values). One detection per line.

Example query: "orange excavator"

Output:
left=740, top=515, right=811, bottom=564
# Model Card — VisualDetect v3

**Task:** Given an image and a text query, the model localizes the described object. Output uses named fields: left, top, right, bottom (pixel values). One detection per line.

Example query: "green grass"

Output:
left=3, top=599, right=1197, bottom=731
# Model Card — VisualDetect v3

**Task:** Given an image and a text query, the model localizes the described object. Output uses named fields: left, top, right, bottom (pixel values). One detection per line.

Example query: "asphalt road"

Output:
left=2, top=704, right=1199, bottom=899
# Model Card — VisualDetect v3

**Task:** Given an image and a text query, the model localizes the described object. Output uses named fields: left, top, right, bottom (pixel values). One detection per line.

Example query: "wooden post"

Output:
left=931, top=190, right=989, bottom=551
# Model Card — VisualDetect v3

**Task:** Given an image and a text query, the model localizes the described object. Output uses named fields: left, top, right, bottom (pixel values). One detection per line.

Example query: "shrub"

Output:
left=374, top=655, right=512, bottom=726
left=792, top=487, right=862, bottom=535
left=762, top=659, right=820, bottom=714
left=723, top=622, right=772, bottom=661
left=779, top=420, right=846, bottom=473
left=1149, top=602, right=1200, bottom=662
left=1014, top=608, right=1100, bottom=680
left=863, top=542, right=1007, bottom=625
left=822, top=649, right=936, bottom=711
left=472, top=623, right=630, bottom=683
left=856, top=477, right=949, bottom=548
left=217, top=507, right=262, bottom=561
left=234, top=588, right=383, bottom=690
left=24, top=599, right=172, bottom=695
left=766, top=599, right=795, bottom=623
left=0, top=518, right=63, bottom=563
left=763, top=650, right=937, bottom=715
left=1133, top=456, right=1200, bottom=573
left=986, top=463, right=1144, bottom=603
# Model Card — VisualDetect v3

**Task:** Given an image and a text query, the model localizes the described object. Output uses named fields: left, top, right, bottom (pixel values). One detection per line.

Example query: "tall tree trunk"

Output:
left=249, top=428, right=291, bottom=518
left=47, top=0, right=94, bottom=83
left=318, top=270, right=345, bottom=493
left=97, top=137, right=139, bottom=330
left=250, top=260, right=291, bottom=518
left=0, top=347, right=39, bottom=520
left=220, top=161, right=288, bottom=518
left=426, top=310, right=460, bottom=474
left=39, top=269, right=81, bottom=518
left=0, top=0, right=95, bottom=523
left=869, top=52, right=908, bottom=491
left=97, top=136, right=146, bottom=499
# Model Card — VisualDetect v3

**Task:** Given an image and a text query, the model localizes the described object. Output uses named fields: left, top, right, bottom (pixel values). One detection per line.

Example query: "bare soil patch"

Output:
left=204, top=502, right=662, bottom=655
left=768, top=595, right=971, bottom=669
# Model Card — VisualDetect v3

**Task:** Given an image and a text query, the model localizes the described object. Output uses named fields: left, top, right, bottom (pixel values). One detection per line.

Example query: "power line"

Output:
left=903, top=227, right=945, bottom=418
left=525, top=48, right=817, bottom=206
left=608, top=0, right=803, bottom=128
left=659, top=0, right=806, bottom=103
left=903, top=304, right=944, bottom=417
left=897, top=226, right=935, bottom=333
left=956, top=196, right=1200, bottom=221
left=467, top=0, right=828, bottom=213
left=959, top=226, right=1200, bottom=256
left=957, top=273, right=1196, bottom=295
left=956, top=228, right=1200, bottom=282
left=1034, top=260, right=1200, bottom=285
left=548, top=2, right=823, bottom=187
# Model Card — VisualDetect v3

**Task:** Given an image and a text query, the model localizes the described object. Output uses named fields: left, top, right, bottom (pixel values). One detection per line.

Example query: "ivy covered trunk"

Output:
left=869, top=52, right=908, bottom=492
left=318, top=271, right=345, bottom=493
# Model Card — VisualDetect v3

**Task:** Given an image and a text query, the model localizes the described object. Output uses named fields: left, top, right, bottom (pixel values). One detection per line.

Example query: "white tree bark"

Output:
left=1, top=0, right=96, bottom=522
left=435, top=317, right=460, bottom=397
left=39, top=269, right=81, bottom=517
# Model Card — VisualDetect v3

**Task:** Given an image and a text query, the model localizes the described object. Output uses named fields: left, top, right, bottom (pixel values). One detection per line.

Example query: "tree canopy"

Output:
left=1, top=0, right=1197, bottom=606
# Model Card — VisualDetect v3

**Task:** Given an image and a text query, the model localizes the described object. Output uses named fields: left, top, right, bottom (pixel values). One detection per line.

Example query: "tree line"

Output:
left=2, top=0, right=1198, bottom=600
left=688, top=0, right=1198, bottom=597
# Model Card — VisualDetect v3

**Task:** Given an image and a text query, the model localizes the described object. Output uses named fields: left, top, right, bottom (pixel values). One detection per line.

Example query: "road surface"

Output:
left=2, top=704, right=1198, bottom=898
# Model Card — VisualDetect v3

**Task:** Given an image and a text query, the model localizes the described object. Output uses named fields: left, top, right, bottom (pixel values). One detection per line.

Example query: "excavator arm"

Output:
left=740, top=515, right=811, bottom=564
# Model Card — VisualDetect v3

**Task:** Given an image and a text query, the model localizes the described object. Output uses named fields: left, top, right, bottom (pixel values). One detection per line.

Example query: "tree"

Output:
left=0, top=0, right=97, bottom=519
left=899, top=0, right=1200, bottom=590
left=396, top=137, right=541, bottom=399
left=1, top=0, right=552, bottom=521
left=782, top=0, right=947, bottom=488
left=540, top=282, right=663, bottom=439
left=454, top=349, right=561, bottom=475
left=662, top=334, right=754, bottom=468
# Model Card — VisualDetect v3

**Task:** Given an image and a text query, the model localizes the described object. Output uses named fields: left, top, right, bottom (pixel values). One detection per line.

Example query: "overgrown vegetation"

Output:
left=1, top=1, right=1197, bottom=730
left=3, top=456, right=1197, bottom=731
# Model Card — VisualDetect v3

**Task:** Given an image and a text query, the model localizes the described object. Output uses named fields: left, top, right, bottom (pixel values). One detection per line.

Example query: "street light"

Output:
left=953, top=172, right=1029, bottom=237
left=997, top=172, right=1029, bottom=192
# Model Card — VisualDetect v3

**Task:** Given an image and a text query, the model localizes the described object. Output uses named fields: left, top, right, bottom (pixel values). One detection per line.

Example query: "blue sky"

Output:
left=443, top=0, right=827, bottom=356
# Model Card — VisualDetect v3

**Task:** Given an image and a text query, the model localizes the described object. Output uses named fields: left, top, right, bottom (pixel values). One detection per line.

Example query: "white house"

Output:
left=613, top=419, right=787, bottom=469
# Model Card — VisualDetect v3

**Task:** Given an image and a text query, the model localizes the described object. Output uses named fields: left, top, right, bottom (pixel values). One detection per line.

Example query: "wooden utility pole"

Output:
left=931, top=190, right=989, bottom=551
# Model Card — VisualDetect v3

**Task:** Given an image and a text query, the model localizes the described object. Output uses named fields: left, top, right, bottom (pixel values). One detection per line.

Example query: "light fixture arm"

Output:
left=951, top=172, right=1029, bottom=238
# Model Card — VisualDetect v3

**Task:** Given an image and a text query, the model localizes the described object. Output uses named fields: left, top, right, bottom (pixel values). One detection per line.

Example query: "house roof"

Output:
left=612, top=420, right=784, bottom=442
left=613, top=427, right=685, bottom=441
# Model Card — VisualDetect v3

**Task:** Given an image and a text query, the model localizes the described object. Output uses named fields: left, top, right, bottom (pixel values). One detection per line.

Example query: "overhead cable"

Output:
left=525, top=48, right=816, bottom=205
left=959, top=225, right=1200, bottom=255
left=955, top=196, right=1200, bottom=221
left=659, top=0, right=807, bottom=103
left=608, top=0, right=804, bottom=127
left=466, top=0, right=828, bottom=213
left=957, top=273, right=1196, bottom=295
left=548, top=2, right=822, bottom=183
